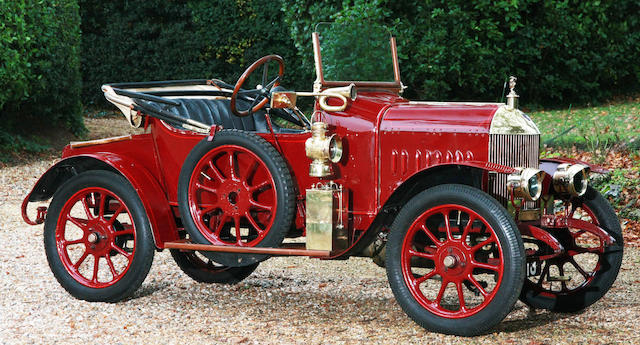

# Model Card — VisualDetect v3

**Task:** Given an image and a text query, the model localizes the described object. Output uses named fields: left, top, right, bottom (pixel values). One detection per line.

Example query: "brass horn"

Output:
left=270, top=84, right=357, bottom=112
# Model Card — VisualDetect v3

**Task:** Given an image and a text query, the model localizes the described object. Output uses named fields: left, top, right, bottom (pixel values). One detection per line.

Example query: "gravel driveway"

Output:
left=1, top=118, right=639, bottom=344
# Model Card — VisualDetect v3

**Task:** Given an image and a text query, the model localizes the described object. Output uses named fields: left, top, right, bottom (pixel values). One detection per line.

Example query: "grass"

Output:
left=528, top=97, right=640, bottom=153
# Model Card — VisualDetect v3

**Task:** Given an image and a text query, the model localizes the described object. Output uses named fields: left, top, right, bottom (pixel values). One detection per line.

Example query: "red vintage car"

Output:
left=22, top=23, right=623, bottom=336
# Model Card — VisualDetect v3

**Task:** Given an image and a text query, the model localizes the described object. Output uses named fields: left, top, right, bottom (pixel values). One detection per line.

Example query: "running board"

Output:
left=163, top=240, right=331, bottom=257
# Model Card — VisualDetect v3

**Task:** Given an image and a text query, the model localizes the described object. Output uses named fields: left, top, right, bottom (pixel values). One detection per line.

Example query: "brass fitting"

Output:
left=305, top=122, right=343, bottom=177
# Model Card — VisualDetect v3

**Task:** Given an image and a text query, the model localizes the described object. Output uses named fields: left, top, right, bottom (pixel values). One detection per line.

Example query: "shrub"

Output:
left=282, top=0, right=640, bottom=107
left=0, top=0, right=83, bottom=137
left=80, top=0, right=308, bottom=105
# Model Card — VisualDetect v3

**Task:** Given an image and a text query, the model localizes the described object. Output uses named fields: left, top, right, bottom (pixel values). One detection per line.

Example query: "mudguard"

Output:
left=22, top=154, right=179, bottom=248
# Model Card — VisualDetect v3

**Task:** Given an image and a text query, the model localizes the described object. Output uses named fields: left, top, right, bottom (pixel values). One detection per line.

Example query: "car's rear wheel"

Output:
left=44, top=171, right=154, bottom=302
left=386, top=184, right=525, bottom=336
left=178, top=130, right=295, bottom=267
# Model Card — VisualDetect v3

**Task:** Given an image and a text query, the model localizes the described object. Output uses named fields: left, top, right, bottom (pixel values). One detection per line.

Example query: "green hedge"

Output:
left=0, top=0, right=83, bottom=136
left=282, top=0, right=640, bottom=107
left=80, top=0, right=309, bottom=105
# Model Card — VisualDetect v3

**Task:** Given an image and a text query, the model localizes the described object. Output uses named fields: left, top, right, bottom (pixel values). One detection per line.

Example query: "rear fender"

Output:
left=22, top=154, right=178, bottom=248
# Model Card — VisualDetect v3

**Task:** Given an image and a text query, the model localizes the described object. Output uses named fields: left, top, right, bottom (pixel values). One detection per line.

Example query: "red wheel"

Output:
left=55, top=187, right=136, bottom=288
left=178, top=130, right=295, bottom=267
left=188, top=145, right=277, bottom=246
left=386, top=184, right=524, bottom=336
left=400, top=204, right=504, bottom=318
left=44, top=171, right=154, bottom=302
left=520, top=187, right=623, bottom=312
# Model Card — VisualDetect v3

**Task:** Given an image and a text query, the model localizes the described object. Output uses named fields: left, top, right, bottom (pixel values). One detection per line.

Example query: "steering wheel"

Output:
left=230, top=55, right=285, bottom=117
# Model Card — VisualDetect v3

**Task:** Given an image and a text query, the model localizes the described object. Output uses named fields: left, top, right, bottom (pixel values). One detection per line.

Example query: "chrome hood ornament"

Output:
left=506, top=76, right=519, bottom=110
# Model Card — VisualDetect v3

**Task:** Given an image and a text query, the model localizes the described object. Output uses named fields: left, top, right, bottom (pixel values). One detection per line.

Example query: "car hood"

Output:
left=381, top=101, right=539, bottom=135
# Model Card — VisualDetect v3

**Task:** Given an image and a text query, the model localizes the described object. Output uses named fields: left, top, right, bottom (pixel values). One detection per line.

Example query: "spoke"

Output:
left=97, top=193, right=106, bottom=219
left=265, top=76, right=280, bottom=89
left=73, top=251, right=89, bottom=269
left=568, top=257, right=591, bottom=280
left=456, top=282, right=467, bottom=311
left=461, top=215, right=476, bottom=244
left=537, top=261, right=550, bottom=285
left=81, top=196, right=94, bottom=220
left=92, top=255, right=100, bottom=283
left=471, top=236, right=495, bottom=252
left=208, top=160, right=226, bottom=182
left=111, top=243, right=132, bottom=259
left=574, top=246, right=604, bottom=254
left=468, top=275, right=489, bottom=297
left=199, top=204, right=220, bottom=216
left=63, top=238, right=84, bottom=247
left=408, top=249, right=435, bottom=260
left=67, top=215, right=88, bottom=231
left=250, top=180, right=271, bottom=193
left=472, top=260, right=499, bottom=271
left=420, top=224, right=442, bottom=247
left=441, top=211, right=453, bottom=241
left=558, top=265, right=568, bottom=291
left=249, top=199, right=272, bottom=212
left=105, top=254, right=118, bottom=278
left=228, top=152, right=237, bottom=181
left=195, top=182, right=218, bottom=194
left=244, top=212, right=264, bottom=233
left=414, top=270, right=437, bottom=286
left=210, top=214, right=228, bottom=237
left=107, top=205, right=125, bottom=225
left=434, top=280, right=448, bottom=307
left=113, top=227, right=134, bottom=237
left=234, top=216, right=242, bottom=245
left=245, top=161, right=260, bottom=185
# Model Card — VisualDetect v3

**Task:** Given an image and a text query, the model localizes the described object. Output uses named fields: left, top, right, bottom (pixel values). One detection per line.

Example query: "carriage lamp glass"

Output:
left=507, top=168, right=545, bottom=201
left=552, top=163, right=589, bottom=197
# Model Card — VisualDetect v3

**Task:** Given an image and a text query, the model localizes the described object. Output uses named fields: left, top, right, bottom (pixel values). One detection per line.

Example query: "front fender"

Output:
left=540, top=157, right=608, bottom=175
left=22, top=154, right=178, bottom=248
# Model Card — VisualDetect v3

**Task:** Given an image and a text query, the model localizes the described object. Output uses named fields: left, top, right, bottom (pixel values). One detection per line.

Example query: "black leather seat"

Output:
left=161, top=98, right=302, bottom=134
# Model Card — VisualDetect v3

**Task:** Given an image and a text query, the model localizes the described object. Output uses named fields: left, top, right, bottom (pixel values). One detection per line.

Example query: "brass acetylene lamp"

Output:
left=305, top=121, right=343, bottom=177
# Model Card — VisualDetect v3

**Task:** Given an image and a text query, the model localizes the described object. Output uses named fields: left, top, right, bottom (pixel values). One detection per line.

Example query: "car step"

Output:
left=164, top=240, right=331, bottom=257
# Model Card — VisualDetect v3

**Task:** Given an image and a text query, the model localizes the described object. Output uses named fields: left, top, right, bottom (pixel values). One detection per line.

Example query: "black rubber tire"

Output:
left=44, top=170, right=155, bottom=302
left=178, top=129, right=295, bottom=267
left=385, top=184, right=525, bottom=336
left=519, top=186, right=624, bottom=312
left=170, top=249, right=259, bottom=284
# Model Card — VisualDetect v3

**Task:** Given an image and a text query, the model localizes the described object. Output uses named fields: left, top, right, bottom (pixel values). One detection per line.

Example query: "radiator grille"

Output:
left=488, top=134, right=540, bottom=207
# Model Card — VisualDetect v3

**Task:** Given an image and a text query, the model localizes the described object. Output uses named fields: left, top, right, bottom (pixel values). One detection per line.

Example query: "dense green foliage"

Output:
left=80, top=0, right=308, bottom=105
left=283, top=0, right=640, bottom=107
left=0, top=0, right=83, bottom=137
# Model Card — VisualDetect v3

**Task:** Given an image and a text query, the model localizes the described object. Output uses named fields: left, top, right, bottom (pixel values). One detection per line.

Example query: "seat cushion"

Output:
left=159, top=98, right=301, bottom=134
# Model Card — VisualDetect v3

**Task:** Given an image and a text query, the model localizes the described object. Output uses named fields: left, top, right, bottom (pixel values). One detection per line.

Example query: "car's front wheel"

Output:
left=386, top=184, right=525, bottom=336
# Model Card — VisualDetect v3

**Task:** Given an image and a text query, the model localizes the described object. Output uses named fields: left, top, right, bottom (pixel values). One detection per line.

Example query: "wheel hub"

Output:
left=219, top=181, right=252, bottom=217
left=438, top=245, right=468, bottom=275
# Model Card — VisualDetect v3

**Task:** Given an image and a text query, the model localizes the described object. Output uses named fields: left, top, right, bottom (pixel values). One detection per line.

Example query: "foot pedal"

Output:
left=547, top=275, right=571, bottom=282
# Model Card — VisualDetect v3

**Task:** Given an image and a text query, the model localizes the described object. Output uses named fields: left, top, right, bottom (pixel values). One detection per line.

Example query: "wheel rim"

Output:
left=55, top=187, right=136, bottom=288
left=528, top=201, right=604, bottom=296
left=188, top=145, right=277, bottom=246
left=401, top=204, right=505, bottom=318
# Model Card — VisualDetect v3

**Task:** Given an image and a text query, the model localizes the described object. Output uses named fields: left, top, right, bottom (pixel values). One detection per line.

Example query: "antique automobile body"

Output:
left=22, top=23, right=623, bottom=336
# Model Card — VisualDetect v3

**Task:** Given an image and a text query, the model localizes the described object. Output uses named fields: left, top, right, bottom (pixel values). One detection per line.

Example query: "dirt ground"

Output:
left=1, top=116, right=638, bottom=344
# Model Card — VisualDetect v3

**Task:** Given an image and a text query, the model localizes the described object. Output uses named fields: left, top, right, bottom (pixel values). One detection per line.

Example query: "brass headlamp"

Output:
left=507, top=168, right=546, bottom=201
left=305, top=122, right=343, bottom=177
left=552, top=163, right=589, bottom=197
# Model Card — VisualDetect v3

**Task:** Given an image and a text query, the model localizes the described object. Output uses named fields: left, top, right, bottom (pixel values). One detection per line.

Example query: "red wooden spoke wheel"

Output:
left=43, top=171, right=154, bottom=302
left=520, top=187, right=623, bottom=312
left=386, top=184, right=524, bottom=336
left=178, top=130, right=295, bottom=267
left=188, top=145, right=277, bottom=246
left=401, top=204, right=504, bottom=318
left=55, top=187, right=135, bottom=288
